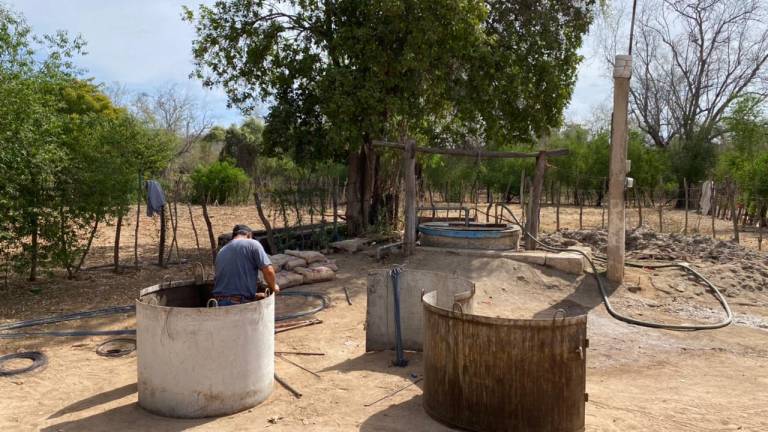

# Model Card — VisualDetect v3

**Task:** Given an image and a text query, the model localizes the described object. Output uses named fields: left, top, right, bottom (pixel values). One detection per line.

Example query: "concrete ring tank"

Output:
left=422, top=291, right=587, bottom=432
left=136, top=279, right=274, bottom=418
left=418, top=221, right=521, bottom=250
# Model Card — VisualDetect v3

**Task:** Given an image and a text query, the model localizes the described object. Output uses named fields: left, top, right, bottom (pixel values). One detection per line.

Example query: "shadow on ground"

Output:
left=41, top=401, right=214, bottom=432
left=359, top=394, right=454, bottom=432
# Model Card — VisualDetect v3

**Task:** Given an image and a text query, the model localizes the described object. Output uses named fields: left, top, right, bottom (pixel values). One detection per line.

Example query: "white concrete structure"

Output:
left=136, top=280, right=274, bottom=418
left=365, top=269, right=475, bottom=352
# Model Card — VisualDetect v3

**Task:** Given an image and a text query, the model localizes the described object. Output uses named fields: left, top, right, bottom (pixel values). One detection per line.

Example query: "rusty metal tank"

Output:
left=422, top=290, right=587, bottom=432
left=136, top=279, right=274, bottom=418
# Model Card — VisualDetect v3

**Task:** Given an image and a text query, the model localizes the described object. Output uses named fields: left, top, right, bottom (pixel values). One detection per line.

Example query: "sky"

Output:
left=7, top=0, right=612, bottom=128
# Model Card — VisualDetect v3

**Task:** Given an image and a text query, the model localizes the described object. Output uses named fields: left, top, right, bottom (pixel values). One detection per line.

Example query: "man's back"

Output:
left=213, top=239, right=271, bottom=299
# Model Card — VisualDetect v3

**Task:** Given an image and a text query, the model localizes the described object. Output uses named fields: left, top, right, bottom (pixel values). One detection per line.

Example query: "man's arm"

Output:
left=261, top=265, right=279, bottom=294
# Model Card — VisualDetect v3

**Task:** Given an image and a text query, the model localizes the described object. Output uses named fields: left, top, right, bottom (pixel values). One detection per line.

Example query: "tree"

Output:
left=184, top=0, right=596, bottom=235
left=603, top=0, right=768, bottom=188
left=0, top=5, right=174, bottom=280
left=132, top=84, right=214, bottom=163
left=219, top=118, right=265, bottom=175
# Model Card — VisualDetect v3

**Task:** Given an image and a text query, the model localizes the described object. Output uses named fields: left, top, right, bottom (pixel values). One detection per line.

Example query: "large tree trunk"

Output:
left=345, top=141, right=377, bottom=236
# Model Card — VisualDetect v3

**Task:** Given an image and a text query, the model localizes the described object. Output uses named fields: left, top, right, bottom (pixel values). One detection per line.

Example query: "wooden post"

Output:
left=525, top=151, right=547, bottom=250
left=187, top=202, right=201, bottom=255
left=607, top=54, right=632, bottom=283
left=658, top=204, right=663, bottom=233
left=254, top=188, right=277, bottom=253
left=403, top=137, right=417, bottom=256
left=520, top=169, right=525, bottom=225
left=134, top=176, right=142, bottom=268
left=729, top=183, right=739, bottom=243
left=683, top=178, right=689, bottom=235
left=634, top=187, right=642, bottom=228
left=159, top=205, right=167, bottom=267
left=578, top=190, right=584, bottom=229
left=114, top=214, right=123, bottom=273
left=202, top=197, right=217, bottom=262
left=711, top=183, right=716, bottom=239
left=555, top=182, right=561, bottom=232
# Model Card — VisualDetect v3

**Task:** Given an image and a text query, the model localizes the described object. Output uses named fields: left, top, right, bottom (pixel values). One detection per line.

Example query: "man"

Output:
left=211, top=224, right=279, bottom=306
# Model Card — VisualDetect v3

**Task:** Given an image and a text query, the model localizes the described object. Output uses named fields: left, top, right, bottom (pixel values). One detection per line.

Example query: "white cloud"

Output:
left=9, top=0, right=245, bottom=126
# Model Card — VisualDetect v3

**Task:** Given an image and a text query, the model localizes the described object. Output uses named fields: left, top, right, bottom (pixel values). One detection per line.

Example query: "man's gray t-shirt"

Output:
left=213, top=239, right=272, bottom=298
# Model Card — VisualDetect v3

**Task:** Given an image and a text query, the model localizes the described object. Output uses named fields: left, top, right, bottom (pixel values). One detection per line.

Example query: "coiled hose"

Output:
left=489, top=203, right=732, bottom=331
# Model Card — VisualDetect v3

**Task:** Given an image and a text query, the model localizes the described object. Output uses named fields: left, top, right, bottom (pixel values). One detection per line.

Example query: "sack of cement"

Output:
left=269, top=254, right=293, bottom=270
left=285, top=249, right=326, bottom=264
left=284, top=257, right=307, bottom=270
left=310, top=260, right=338, bottom=272
left=330, top=238, right=369, bottom=253
left=276, top=271, right=304, bottom=289
left=293, top=266, right=336, bottom=284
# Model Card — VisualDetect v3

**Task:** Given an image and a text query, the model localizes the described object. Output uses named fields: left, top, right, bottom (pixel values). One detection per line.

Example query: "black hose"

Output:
left=276, top=290, right=329, bottom=322
left=487, top=203, right=732, bottom=331
left=0, top=305, right=135, bottom=331
left=0, top=290, right=329, bottom=338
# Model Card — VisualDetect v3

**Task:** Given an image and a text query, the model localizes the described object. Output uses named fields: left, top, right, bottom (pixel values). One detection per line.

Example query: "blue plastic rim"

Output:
left=418, top=222, right=518, bottom=239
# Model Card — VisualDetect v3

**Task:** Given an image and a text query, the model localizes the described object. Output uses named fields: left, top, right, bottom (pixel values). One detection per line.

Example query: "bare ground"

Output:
left=1, top=206, right=767, bottom=431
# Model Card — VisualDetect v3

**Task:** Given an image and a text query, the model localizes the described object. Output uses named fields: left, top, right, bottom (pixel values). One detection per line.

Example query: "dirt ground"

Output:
left=1, top=206, right=767, bottom=431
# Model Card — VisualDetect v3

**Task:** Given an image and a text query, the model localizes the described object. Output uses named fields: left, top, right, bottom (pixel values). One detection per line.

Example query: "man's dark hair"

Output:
left=232, top=224, right=253, bottom=237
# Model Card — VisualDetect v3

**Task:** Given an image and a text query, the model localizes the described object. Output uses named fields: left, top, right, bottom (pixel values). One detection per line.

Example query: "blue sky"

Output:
left=8, top=0, right=611, bottom=128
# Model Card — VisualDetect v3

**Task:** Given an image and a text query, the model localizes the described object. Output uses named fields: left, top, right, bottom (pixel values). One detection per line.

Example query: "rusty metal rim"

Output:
left=422, top=292, right=587, bottom=327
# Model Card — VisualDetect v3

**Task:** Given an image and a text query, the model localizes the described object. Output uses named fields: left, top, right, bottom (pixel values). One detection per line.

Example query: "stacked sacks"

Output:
left=271, top=250, right=337, bottom=288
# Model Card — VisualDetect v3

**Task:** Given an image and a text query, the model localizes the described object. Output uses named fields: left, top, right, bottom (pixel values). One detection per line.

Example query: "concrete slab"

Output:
left=417, top=246, right=586, bottom=275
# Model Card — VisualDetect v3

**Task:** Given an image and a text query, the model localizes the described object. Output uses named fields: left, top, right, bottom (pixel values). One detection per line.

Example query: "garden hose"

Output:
left=487, top=203, right=732, bottom=331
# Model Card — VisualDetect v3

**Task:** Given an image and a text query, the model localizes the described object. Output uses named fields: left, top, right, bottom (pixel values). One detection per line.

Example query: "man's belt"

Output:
left=211, top=294, right=254, bottom=305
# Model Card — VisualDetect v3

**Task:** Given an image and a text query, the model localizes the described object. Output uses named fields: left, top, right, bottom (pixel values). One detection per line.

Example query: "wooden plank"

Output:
left=525, top=152, right=547, bottom=250
left=372, top=140, right=569, bottom=159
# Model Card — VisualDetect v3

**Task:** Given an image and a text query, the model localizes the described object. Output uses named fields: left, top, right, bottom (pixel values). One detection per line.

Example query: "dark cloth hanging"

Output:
left=145, top=180, right=166, bottom=217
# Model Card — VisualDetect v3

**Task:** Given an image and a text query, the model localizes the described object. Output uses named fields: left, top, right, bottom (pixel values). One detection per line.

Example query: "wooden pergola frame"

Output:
left=372, top=139, right=570, bottom=255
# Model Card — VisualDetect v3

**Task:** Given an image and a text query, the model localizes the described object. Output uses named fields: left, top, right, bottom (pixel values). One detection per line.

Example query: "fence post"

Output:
left=525, top=151, right=547, bottom=250
left=403, top=137, right=417, bottom=256
left=711, top=183, right=716, bottom=239
left=556, top=182, right=561, bottom=232
left=683, top=178, right=689, bottom=235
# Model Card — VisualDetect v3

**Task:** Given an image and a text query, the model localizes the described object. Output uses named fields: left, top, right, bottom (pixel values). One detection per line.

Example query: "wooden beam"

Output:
left=607, top=54, right=632, bottom=283
left=525, top=151, right=548, bottom=250
left=403, top=138, right=417, bottom=256
left=372, top=140, right=569, bottom=159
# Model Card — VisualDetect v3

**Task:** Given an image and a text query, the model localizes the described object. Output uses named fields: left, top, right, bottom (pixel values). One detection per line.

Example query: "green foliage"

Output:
left=0, top=5, right=174, bottom=278
left=190, top=160, right=250, bottom=204
left=185, top=0, right=596, bottom=160
left=218, top=117, right=264, bottom=174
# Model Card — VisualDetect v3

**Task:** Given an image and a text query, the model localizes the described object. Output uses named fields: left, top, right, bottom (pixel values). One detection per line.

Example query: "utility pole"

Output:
left=403, top=137, right=417, bottom=256
left=607, top=55, right=632, bottom=283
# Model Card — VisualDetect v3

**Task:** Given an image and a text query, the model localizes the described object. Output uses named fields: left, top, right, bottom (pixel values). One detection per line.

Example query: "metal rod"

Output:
left=275, top=351, right=325, bottom=356
left=277, top=354, right=321, bottom=378
left=364, top=377, right=423, bottom=407
left=274, top=373, right=302, bottom=398
left=343, top=287, right=352, bottom=305
left=275, top=319, right=323, bottom=334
